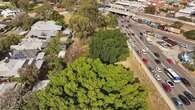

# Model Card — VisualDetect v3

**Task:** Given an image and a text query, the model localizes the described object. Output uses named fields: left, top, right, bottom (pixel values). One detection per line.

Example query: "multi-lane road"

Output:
left=118, top=16, right=195, bottom=110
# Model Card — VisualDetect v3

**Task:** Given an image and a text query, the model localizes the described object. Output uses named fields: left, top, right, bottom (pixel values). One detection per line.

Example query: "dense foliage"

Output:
left=105, top=13, right=118, bottom=28
left=22, top=57, right=148, bottom=110
left=45, top=34, right=64, bottom=73
left=183, top=30, right=195, bottom=40
left=144, top=5, right=156, bottom=14
left=69, top=0, right=105, bottom=38
left=90, top=29, right=129, bottom=64
left=0, top=35, right=22, bottom=58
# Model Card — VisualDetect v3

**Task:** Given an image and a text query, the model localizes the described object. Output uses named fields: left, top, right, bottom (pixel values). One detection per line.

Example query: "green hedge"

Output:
left=183, top=63, right=195, bottom=71
left=183, top=30, right=195, bottom=40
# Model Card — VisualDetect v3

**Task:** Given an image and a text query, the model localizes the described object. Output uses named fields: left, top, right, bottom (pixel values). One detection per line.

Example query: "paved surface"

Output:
left=107, top=5, right=195, bottom=31
left=118, top=16, right=195, bottom=110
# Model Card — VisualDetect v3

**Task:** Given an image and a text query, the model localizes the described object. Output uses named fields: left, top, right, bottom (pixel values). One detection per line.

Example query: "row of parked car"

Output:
left=172, top=91, right=195, bottom=106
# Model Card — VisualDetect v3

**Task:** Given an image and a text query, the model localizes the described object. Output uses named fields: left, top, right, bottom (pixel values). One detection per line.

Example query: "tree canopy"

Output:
left=183, top=30, right=195, bottom=40
left=144, top=5, right=156, bottom=14
left=89, top=29, right=129, bottom=64
left=0, top=35, right=23, bottom=59
left=69, top=0, right=105, bottom=38
left=21, top=57, right=148, bottom=110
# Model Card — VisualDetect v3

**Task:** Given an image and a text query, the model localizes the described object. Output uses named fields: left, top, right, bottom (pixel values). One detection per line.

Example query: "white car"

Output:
left=156, top=67, right=162, bottom=73
left=142, top=49, right=147, bottom=54
left=154, top=74, right=161, bottom=81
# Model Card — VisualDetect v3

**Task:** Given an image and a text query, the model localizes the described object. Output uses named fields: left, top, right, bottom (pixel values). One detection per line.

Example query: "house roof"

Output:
left=0, top=59, right=26, bottom=77
left=10, top=38, right=44, bottom=50
left=27, top=21, right=62, bottom=39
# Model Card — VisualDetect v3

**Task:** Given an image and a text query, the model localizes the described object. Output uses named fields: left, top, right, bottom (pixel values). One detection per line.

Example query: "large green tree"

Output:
left=69, top=0, right=105, bottom=38
left=21, top=57, right=148, bottom=110
left=90, top=29, right=129, bottom=64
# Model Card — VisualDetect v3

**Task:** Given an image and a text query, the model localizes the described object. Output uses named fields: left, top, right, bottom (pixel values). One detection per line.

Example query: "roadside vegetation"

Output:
left=89, top=29, right=129, bottom=64
left=0, top=34, right=23, bottom=59
left=183, top=30, right=195, bottom=40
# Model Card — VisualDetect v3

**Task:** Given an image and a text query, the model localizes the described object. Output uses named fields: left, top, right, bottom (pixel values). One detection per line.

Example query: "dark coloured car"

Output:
left=140, top=32, right=143, bottom=36
left=161, top=82, right=171, bottom=92
left=171, top=97, right=183, bottom=107
left=153, top=52, right=160, bottom=58
left=181, top=77, right=191, bottom=87
left=154, top=59, right=161, bottom=64
left=178, top=94, right=191, bottom=105
left=166, top=80, right=174, bottom=87
left=183, top=91, right=195, bottom=102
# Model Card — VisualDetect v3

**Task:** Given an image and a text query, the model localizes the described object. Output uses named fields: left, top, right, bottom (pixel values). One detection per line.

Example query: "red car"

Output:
left=142, top=58, right=148, bottom=64
left=167, top=58, right=174, bottom=64
left=161, top=82, right=171, bottom=92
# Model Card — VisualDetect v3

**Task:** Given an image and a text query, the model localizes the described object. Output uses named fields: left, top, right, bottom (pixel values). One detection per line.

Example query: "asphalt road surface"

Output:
left=118, top=16, right=195, bottom=110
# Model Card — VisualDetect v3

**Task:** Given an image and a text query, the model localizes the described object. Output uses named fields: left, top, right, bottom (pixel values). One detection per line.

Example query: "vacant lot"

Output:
left=118, top=52, right=170, bottom=110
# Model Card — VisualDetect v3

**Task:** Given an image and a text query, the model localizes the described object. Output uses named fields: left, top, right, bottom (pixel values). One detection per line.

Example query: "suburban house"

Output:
left=0, top=52, right=45, bottom=78
left=1, top=9, right=21, bottom=18
left=10, top=38, right=46, bottom=58
left=27, top=21, right=62, bottom=41
left=0, top=58, right=26, bottom=78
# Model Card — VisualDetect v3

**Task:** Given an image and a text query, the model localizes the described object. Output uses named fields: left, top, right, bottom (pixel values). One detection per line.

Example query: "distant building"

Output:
left=175, top=0, right=195, bottom=18
left=178, top=51, right=194, bottom=64
left=1, top=9, right=21, bottom=18
left=175, top=7, right=195, bottom=18
left=27, top=21, right=62, bottom=41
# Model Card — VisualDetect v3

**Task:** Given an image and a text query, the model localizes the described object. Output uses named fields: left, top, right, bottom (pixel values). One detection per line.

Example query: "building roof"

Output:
left=179, top=7, right=195, bottom=14
left=0, top=24, right=6, bottom=29
left=27, top=21, right=62, bottom=39
left=10, top=38, right=44, bottom=51
left=0, top=59, right=26, bottom=77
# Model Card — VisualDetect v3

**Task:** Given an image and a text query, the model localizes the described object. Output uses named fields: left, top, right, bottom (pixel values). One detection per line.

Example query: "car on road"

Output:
left=183, top=91, right=195, bottom=102
left=178, top=94, right=191, bottom=105
left=171, top=97, right=183, bottom=107
left=154, top=59, right=161, bottom=65
left=167, top=58, right=174, bottom=64
left=154, top=74, right=161, bottom=81
left=142, top=49, right=147, bottom=54
left=161, top=82, right=171, bottom=92
left=153, top=52, right=160, bottom=58
left=142, top=58, right=148, bottom=64
left=140, top=32, right=143, bottom=36
left=156, top=67, right=162, bottom=73
left=131, top=33, right=135, bottom=36
left=166, top=80, right=174, bottom=88
left=181, top=77, right=191, bottom=87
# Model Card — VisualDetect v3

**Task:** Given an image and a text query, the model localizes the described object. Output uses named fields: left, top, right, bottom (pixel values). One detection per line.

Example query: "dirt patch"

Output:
left=118, top=52, right=171, bottom=110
